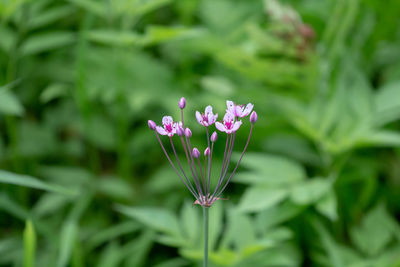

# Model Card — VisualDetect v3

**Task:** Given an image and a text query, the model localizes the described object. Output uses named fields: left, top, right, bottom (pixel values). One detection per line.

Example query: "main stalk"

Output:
left=203, top=206, right=209, bottom=267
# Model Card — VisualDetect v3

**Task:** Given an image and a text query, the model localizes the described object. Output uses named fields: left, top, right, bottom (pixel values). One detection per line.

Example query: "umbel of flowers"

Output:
left=148, top=98, right=257, bottom=207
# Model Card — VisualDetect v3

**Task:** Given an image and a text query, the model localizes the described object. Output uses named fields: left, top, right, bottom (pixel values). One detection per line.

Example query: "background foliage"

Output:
left=1, top=0, right=400, bottom=266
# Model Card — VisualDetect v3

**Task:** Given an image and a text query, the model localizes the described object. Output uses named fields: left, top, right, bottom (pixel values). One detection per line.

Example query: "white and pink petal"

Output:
left=215, top=122, right=226, bottom=132
left=156, top=126, right=168, bottom=135
left=232, top=121, right=242, bottom=132
left=241, top=103, right=254, bottom=117
left=162, top=116, right=173, bottom=125
left=237, top=106, right=246, bottom=117
left=226, top=100, right=235, bottom=114
left=211, top=114, right=218, bottom=124
left=195, top=111, right=203, bottom=124
left=207, top=112, right=217, bottom=125
left=205, top=105, right=213, bottom=115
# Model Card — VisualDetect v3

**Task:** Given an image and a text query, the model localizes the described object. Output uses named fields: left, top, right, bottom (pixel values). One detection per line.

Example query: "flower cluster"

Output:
left=148, top=97, right=257, bottom=207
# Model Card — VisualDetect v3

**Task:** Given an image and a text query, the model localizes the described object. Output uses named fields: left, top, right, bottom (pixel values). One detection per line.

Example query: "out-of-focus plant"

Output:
left=117, top=201, right=301, bottom=267
left=1, top=0, right=400, bottom=266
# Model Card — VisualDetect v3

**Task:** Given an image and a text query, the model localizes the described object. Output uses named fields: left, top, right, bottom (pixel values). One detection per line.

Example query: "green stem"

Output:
left=203, top=206, right=209, bottom=267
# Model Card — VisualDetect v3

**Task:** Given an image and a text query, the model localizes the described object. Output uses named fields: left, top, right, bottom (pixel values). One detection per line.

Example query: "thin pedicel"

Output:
left=148, top=98, right=257, bottom=267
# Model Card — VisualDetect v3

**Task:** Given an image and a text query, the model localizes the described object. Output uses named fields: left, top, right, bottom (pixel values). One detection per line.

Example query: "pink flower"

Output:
left=176, top=123, right=184, bottom=136
left=226, top=100, right=254, bottom=118
left=184, top=127, right=192, bottom=137
left=250, top=111, right=258, bottom=123
left=156, top=116, right=178, bottom=137
left=215, top=112, right=242, bottom=133
left=148, top=120, right=156, bottom=130
left=150, top=97, right=256, bottom=208
left=196, top=106, right=218, bottom=127
left=204, top=147, right=210, bottom=156
left=211, top=131, right=217, bottom=142
left=179, top=97, right=186, bottom=109
left=192, top=147, right=200, bottom=158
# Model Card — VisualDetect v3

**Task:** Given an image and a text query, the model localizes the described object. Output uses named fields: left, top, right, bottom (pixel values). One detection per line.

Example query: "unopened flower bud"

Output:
left=211, top=131, right=217, bottom=142
left=184, top=128, right=192, bottom=137
left=176, top=125, right=184, bottom=136
left=250, top=111, right=258, bottom=124
left=179, top=97, right=186, bottom=109
left=148, top=120, right=156, bottom=130
left=204, top=147, right=210, bottom=156
left=192, top=148, right=200, bottom=158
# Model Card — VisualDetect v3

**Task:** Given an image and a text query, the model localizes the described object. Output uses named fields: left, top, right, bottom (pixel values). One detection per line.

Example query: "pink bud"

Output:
left=148, top=120, right=156, bottom=130
left=192, top=147, right=200, bottom=158
left=204, top=147, right=210, bottom=156
left=179, top=97, right=186, bottom=109
left=250, top=111, right=258, bottom=124
left=176, top=125, right=184, bottom=136
left=211, top=131, right=217, bottom=142
left=184, top=128, right=192, bottom=137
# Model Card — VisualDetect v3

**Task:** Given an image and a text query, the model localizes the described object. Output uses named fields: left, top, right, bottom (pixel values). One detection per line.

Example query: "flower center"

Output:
left=165, top=124, right=173, bottom=132
left=225, top=121, right=232, bottom=129
left=202, top=114, right=208, bottom=122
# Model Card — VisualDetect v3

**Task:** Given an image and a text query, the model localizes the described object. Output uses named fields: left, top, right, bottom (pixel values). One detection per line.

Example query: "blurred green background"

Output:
left=1, top=0, right=400, bottom=266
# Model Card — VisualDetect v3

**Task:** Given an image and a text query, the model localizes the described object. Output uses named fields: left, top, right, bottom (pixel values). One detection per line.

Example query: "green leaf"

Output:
left=312, top=219, right=344, bottom=267
left=57, top=220, right=78, bottom=267
left=40, top=83, right=69, bottom=103
left=97, top=242, right=122, bottom=267
left=290, top=177, right=332, bottom=205
left=0, top=193, right=30, bottom=220
left=0, top=237, right=19, bottom=256
left=233, top=153, right=306, bottom=185
left=86, top=221, right=140, bottom=251
left=374, top=81, right=400, bottom=125
left=263, top=134, right=321, bottom=166
left=0, top=24, right=15, bottom=53
left=16, top=121, right=58, bottom=157
left=58, top=194, right=91, bottom=267
left=316, top=191, right=338, bottom=221
left=86, top=30, right=140, bottom=46
left=121, top=230, right=155, bottom=267
left=67, top=0, right=106, bottom=17
left=23, top=220, right=36, bottom=267
left=33, top=193, right=71, bottom=217
left=38, top=166, right=93, bottom=186
left=262, top=227, right=293, bottom=244
left=96, top=176, right=135, bottom=200
left=20, top=32, right=75, bottom=56
left=224, top=208, right=257, bottom=251
left=28, top=6, right=75, bottom=29
left=350, top=204, right=394, bottom=256
left=235, top=243, right=301, bottom=267
left=201, top=76, right=235, bottom=96
left=0, top=87, right=24, bottom=116
left=317, top=81, right=348, bottom=138
left=0, top=170, right=76, bottom=195
left=209, top=202, right=223, bottom=250
left=128, top=0, right=172, bottom=17
left=153, top=258, right=189, bottom=267
left=255, top=200, right=304, bottom=231
left=238, top=187, right=288, bottom=213
left=141, top=26, right=201, bottom=46
left=357, top=130, right=400, bottom=147
left=200, top=0, right=257, bottom=33
left=115, top=205, right=180, bottom=236
left=180, top=201, right=199, bottom=245
left=83, top=114, right=116, bottom=150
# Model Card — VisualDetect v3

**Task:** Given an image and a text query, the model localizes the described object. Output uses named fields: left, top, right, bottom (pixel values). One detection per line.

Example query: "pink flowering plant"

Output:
left=148, top=97, right=257, bottom=267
